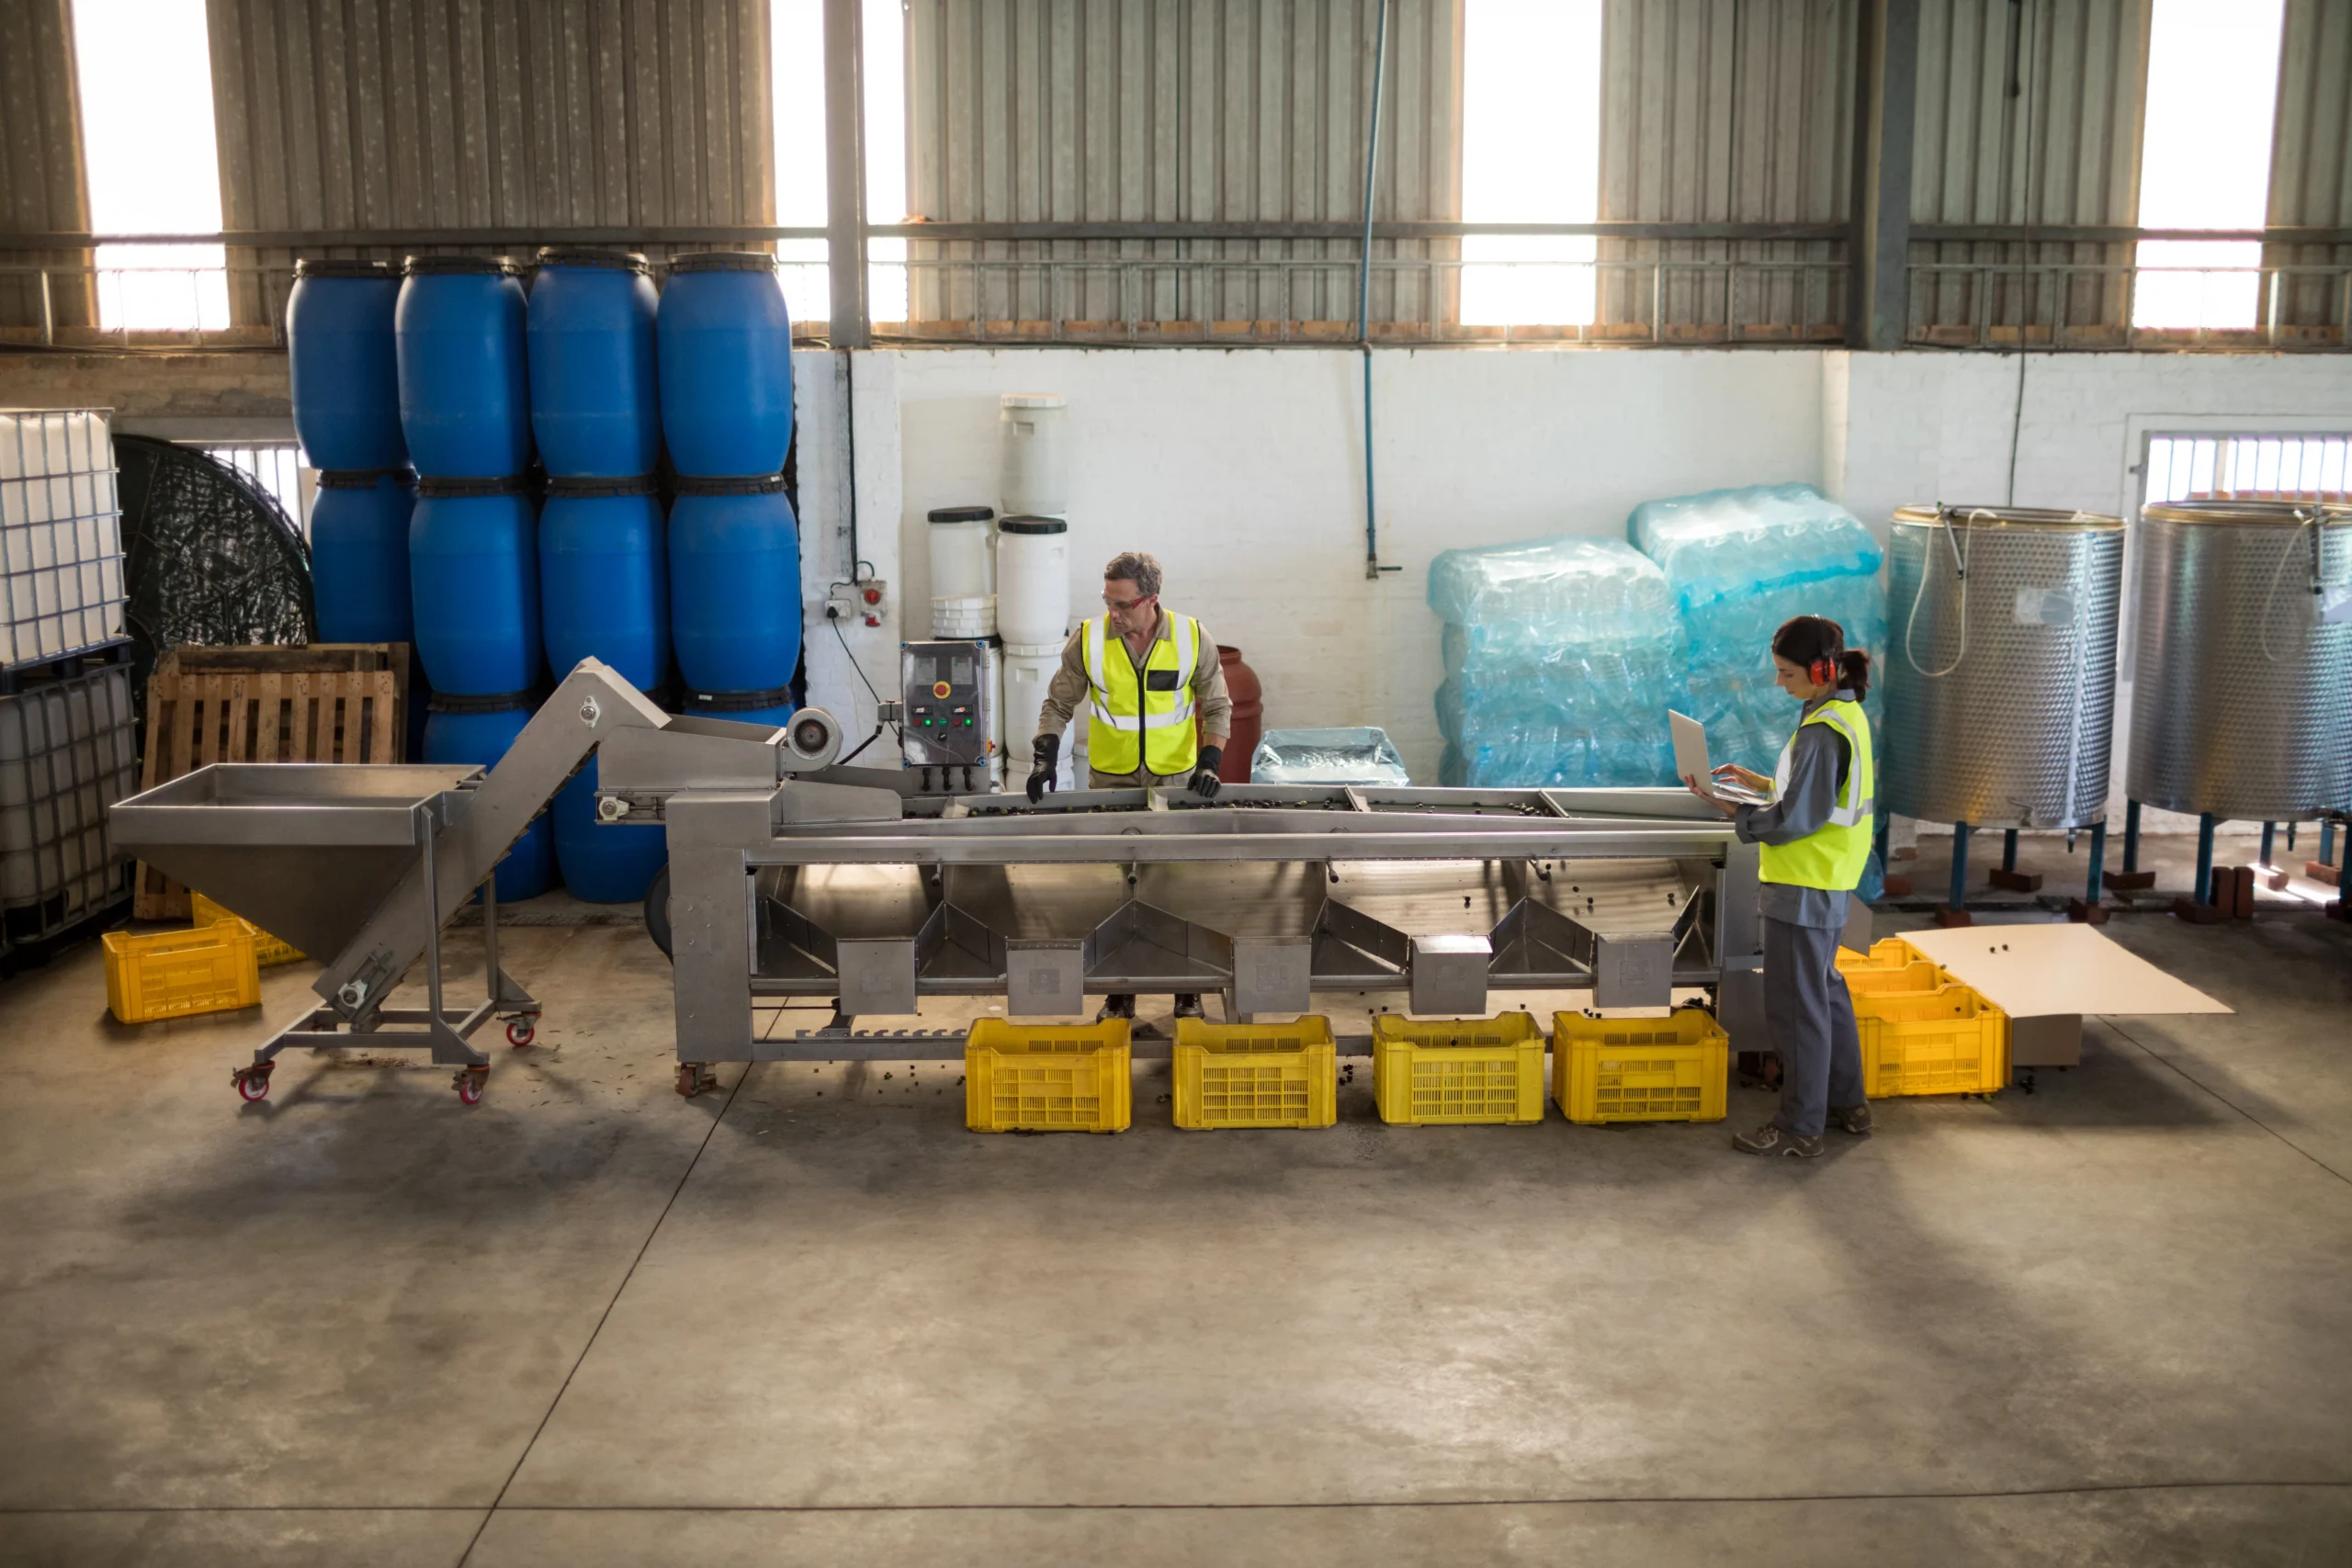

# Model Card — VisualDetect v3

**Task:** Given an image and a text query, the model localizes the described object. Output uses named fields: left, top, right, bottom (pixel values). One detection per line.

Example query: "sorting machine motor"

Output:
left=111, top=657, right=1766, bottom=1106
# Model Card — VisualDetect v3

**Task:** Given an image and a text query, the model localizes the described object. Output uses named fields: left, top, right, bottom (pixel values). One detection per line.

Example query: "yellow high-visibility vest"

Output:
left=1757, top=697, right=1875, bottom=892
left=1082, top=611, right=1202, bottom=777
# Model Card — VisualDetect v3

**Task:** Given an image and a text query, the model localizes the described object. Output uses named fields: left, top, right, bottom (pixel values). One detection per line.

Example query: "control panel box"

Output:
left=900, top=640, right=997, bottom=770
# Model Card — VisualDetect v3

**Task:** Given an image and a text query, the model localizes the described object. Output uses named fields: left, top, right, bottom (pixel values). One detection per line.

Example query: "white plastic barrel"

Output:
left=999, top=394, right=1069, bottom=516
left=999, top=639, right=1068, bottom=784
left=931, top=593, right=996, bottom=638
left=995, top=515, right=1070, bottom=648
left=926, top=503, right=994, bottom=604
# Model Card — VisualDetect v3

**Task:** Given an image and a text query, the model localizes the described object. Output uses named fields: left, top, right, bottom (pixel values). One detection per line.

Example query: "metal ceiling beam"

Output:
left=1850, top=0, right=1920, bottom=350
left=821, top=0, right=869, bottom=349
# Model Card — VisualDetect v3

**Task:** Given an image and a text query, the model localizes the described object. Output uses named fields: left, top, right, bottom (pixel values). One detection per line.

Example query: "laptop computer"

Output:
left=1669, top=710, right=1770, bottom=805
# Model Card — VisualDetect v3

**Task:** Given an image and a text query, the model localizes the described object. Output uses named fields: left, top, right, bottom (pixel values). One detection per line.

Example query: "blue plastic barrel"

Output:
left=288, top=259, right=407, bottom=470
left=527, top=248, right=661, bottom=477
left=410, top=476, right=542, bottom=695
left=422, top=695, right=558, bottom=902
left=669, top=475, right=803, bottom=693
left=685, top=688, right=798, bottom=731
left=551, top=751, right=668, bottom=903
left=310, top=468, right=416, bottom=645
left=396, top=255, right=532, bottom=478
left=656, top=252, right=793, bottom=477
left=540, top=476, right=668, bottom=690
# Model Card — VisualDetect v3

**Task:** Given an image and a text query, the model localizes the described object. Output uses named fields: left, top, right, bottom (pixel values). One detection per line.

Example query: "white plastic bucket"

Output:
left=994, top=515, right=1070, bottom=648
left=999, top=393, right=1069, bottom=516
left=931, top=594, right=996, bottom=638
left=926, top=503, right=994, bottom=603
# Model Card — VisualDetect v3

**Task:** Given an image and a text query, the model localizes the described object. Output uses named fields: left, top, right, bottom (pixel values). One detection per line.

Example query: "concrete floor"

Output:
left=2, top=881, right=2348, bottom=1565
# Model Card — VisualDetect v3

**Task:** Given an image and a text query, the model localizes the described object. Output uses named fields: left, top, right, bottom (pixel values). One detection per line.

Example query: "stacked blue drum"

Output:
left=660, top=252, right=801, bottom=728
left=529, top=248, right=669, bottom=902
left=289, top=259, right=417, bottom=654
left=423, top=695, right=557, bottom=902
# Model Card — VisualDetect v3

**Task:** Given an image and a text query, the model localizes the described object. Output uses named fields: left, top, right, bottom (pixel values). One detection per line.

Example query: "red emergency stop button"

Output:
left=863, top=587, right=882, bottom=604
left=933, top=681, right=952, bottom=698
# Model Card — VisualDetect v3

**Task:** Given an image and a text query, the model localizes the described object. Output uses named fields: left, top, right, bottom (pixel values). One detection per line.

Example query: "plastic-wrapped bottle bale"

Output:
left=656, top=252, right=793, bottom=478
left=395, top=256, right=532, bottom=478
left=1425, top=536, right=1679, bottom=787
left=287, top=259, right=407, bottom=470
left=669, top=475, right=802, bottom=694
left=422, top=694, right=557, bottom=901
left=1627, top=483, right=1886, bottom=770
left=526, top=247, right=661, bottom=478
left=539, top=475, right=668, bottom=691
left=309, top=468, right=415, bottom=645
left=410, top=476, right=542, bottom=695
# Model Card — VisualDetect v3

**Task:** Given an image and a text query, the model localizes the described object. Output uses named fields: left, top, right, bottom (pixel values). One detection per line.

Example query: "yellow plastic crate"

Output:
left=1171, top=1016, right=1336, bottom=1130
left=104, top=919, right=262, bottom=1024
left=190, top=892, right=303, bottom=967
left=1854, top=985, right=2008, bottom=1097
left=1372, top=1012, right=1547, bottom=1126
left=1835, top=936, right=1929, bottom=974
left=1553, top=1008, right=1730, bottom=1124
left=966, top=1018, right=1132, bottom=1133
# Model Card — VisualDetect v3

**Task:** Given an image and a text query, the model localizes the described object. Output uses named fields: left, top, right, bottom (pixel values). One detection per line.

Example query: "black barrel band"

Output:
left=666, top=250, right=778, bottom=275
left=545, top=474, right=660, bottom=498
left=295, top=258, right=395, bottom=279
left=672, top=473, right=786, bottom=496
left=415, top=475, right=527, bottom=498
left=426, top=690, right=536, bottom=715
left=402, top=254, right=517, bottom=276
left=688, top=685, right=796, bottom=712
left=316, top=468, right=417, bottom=490
left=533, top=246, right=650, bottom=274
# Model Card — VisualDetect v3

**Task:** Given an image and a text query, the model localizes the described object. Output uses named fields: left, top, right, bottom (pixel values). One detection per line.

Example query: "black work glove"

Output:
left=1189, top=746, right=1224, bottom=799
left=1025, top=731, right=1060, bottom=805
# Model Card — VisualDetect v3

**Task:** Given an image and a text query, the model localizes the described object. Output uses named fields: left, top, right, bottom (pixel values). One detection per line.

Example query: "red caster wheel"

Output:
left=506, top=1019, right=537, bottom=1048
left=675, top=1063, right=712, bottom=1099
left=454, top=1067, right=487, bottom=1106
left=232, top=1066, right=272, bottom=1102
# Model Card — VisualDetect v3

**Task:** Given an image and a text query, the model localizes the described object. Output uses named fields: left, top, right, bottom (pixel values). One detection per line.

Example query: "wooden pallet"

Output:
left=132, top=645, right=409, bottom=920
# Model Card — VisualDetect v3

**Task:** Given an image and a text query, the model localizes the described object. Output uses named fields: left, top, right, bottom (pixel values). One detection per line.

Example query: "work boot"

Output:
left=1826, top=1101, right=1873, bottom=1135
left=1171, top=993, right=1206, bottom=1021
left=1096, top=994, right=1136, bottom=1022
left=1733, top=1122, right=1826, bottom=1158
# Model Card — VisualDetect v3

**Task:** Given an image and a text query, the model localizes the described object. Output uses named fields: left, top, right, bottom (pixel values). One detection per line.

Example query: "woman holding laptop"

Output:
left=1681, top=615, right=1877, bottom=1158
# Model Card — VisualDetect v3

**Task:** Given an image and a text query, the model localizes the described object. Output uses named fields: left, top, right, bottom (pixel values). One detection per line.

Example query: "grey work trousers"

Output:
left=1763, top=916, right=1866, bottom=1138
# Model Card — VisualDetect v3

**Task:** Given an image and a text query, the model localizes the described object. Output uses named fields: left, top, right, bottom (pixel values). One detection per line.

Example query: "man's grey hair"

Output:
left=1102, top=551, right=1163, bottom=599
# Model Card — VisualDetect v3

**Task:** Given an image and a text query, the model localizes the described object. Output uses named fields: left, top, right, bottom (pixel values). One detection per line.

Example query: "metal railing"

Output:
left=1905, top=260, right=2352, bottom=349
left=8, top=254, right=2352, bottom=351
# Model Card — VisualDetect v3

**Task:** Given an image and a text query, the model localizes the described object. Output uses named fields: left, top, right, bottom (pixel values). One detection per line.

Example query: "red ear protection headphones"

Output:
left=1809, top=654, right=1839, bottom=686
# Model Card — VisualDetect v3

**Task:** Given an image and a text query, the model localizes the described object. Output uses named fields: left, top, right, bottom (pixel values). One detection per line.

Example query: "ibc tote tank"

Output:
left=396, top=255, right=532, bottom=478
left=310, top=468, right=416, bottom=645
left=1884, top=506, right=2124, bottom=829
left=2128, top=500, right=2352, bottom=819
left=656, top=252, right=794, bottom=478
left=526, top=247, right=661, bottom=478
left=669, top=475, right=803, bottom=694
left=288, top=259, right=407, bottom=470
left=539, top=476, right=668, bottom=691
left=423, top=694, right=557, bottom=902
left=410, top=476, right=542, bottom=696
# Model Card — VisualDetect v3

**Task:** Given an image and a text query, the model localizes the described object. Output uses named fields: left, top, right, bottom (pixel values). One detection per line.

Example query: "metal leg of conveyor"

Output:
left=2196, top=813, right=2218, bottom=904
left=2084, top=819, right=2107, bottom=905
left=1949, top=821, right=1971, bottom=911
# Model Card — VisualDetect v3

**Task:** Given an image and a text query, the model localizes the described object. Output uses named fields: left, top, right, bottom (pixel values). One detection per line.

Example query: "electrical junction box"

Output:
left=900, top=640, right=998, bottom=784
left=828, top=579, right=889, bottom=627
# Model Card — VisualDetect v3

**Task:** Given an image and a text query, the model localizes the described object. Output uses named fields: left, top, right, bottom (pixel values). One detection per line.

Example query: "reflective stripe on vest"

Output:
left=1083, top=611, right=1202, bottom=776
left=1757, top=697, right=1876, bottom=892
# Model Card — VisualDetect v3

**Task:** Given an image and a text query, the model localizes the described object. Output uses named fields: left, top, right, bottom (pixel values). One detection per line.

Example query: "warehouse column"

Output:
left=1848, top=0, right=1919, bottom=349
left=823, top=0, right=870, bottom=349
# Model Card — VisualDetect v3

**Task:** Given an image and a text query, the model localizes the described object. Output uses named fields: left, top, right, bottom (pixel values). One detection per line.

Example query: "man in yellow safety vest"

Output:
left=1027, top=549, right=1234, bottom=1022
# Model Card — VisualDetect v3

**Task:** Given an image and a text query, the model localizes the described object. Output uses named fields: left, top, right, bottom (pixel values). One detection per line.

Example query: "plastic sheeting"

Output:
left=1427, top=536, right=1679, bottom=788
left=1251, top=726, right=1412, bottom=787
left=1628, top=483, right=1885, bottom=772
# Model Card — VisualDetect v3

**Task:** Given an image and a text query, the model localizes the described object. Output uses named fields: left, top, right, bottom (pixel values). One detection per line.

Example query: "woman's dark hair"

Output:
left=1772, top=615, right=1871, bottom=701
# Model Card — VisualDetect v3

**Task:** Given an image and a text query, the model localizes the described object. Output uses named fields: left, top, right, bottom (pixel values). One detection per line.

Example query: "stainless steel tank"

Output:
left=2127, top=500, right=2352, bottom=819
left=1884, top=505, right=2125, bottom=828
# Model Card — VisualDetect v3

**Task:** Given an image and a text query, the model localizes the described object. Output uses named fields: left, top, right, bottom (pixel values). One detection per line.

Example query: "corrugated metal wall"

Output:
left=1597, top=0, right=1854, bottom=338
left=2266, top=0, right=2352, bottom=334
left=902, top=0, right=1463, bottom=329
left=1907, top=0, right=2148, bottom=342
left=205, top=0, right=774, bottom=321
left=0, top=0, right=94, bottom=333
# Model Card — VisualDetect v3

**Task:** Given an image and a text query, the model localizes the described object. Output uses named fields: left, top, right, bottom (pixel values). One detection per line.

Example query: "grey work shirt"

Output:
left=1035, top=608, right=1234, bottom=754
left=1733, top=689, right=1860, bottom=930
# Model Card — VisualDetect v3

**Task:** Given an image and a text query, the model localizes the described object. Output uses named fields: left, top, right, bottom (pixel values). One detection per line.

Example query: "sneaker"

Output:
left=1826, top=1102, right=1873, bottom=1136
left=1096, top=994, right=1136, bottom=1022
left=1171, top=993, right=1206, bottom=1021
left=1733, top=1122, right=1826, bottom=1157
